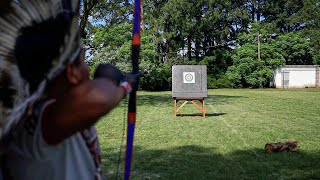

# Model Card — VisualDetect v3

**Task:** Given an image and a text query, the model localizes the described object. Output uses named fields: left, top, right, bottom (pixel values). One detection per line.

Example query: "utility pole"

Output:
left=257, top=31, right=262, bottom=88
left=257, top=31, right=260, bottom=61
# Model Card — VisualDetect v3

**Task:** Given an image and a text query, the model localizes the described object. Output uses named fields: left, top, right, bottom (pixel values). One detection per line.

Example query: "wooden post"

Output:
left=316, top=65, right=319, bottom=88
left=202, top=99, right=205, bottom=118
left=174, top=98, right=177, bottom=118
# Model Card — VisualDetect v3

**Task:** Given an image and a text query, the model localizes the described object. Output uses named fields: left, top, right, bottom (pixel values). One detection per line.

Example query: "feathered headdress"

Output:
left=0, top=0, right=81, bottom=143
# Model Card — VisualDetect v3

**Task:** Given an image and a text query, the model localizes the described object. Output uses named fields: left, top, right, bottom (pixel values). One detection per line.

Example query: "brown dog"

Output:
left=264, top=140, right=299, bottom=153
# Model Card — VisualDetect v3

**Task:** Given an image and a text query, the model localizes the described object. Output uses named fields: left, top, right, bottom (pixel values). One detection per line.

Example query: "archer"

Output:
left=0, top=0, right=140, bottom=179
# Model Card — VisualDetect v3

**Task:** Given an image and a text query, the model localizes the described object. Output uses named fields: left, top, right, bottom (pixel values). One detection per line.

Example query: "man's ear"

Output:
left=65, top=64, right=81, bottom=85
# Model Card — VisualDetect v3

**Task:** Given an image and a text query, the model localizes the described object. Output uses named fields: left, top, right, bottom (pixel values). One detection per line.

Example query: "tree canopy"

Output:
left=80, top=0, right=320, bottom=90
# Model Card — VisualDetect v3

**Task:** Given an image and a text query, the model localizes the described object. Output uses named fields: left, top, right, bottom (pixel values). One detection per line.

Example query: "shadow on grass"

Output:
left=137, top=94, right=244, bottom=106
left=175, top=113, right=226, bottom=117
left=205, top=95, right=245, bottom=105
left=137, top=94, right=172, bottom=106
left=102, top=145, right=320, bottom=179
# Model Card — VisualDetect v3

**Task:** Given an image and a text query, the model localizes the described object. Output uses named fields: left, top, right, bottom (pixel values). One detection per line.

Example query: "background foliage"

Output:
left=80, top=0, right=320, bottom=90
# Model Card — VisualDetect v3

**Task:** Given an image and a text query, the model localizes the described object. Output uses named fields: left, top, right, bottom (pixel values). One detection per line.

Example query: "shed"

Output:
left=273, top=65, right=320, bottom=88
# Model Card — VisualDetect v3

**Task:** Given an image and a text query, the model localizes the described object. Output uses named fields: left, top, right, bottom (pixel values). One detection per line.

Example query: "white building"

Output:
left=273, top=65, right=320, bottom=88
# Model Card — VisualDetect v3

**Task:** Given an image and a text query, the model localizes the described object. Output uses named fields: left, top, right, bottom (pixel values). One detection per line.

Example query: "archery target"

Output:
left=183, top=72, right=195, bottom=83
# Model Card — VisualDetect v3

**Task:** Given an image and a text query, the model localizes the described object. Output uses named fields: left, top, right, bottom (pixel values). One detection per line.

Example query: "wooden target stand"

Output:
left=174, top=97, right=205, bottom=118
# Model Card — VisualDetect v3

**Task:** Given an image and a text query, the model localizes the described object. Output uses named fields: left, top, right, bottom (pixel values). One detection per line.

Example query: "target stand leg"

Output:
left=174, top=98, right=205, bottom=118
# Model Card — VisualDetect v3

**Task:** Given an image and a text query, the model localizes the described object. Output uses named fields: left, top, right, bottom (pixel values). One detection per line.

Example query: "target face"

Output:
left=183, top=72, right=195, bottom=83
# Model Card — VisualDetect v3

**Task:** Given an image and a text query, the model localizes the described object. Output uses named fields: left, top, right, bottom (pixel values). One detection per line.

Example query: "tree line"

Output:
left=80, top=0, right=320, bottom=90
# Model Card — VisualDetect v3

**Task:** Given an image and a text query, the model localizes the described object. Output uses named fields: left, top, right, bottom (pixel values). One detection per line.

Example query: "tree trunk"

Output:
left=257, top=0, right=261, bottom=21
left=79, top=0, right=99, bottom=39
left=188, top=36, right=192, bottom=61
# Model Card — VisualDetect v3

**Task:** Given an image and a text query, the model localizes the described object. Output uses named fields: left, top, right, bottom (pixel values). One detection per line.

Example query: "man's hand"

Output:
left=93, top=63, right=125, bottom=86
left=94, top=63, right=142, bottom=96
left=120, top=72, right=143, bottom=96
left=124, top=73, right=142, bottom=89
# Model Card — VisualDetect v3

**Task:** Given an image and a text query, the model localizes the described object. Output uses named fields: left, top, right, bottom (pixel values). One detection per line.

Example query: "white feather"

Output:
left=0, top=34, right=15, bottom=49
left=0, top=0, right=80, bottom=142
left=11, top=3, right=32, bottom=23
left=0, top=18, right=19, bottom=36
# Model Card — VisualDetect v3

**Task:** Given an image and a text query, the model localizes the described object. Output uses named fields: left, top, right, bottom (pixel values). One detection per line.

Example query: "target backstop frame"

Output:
left=172, top=65, right=208, bottom=118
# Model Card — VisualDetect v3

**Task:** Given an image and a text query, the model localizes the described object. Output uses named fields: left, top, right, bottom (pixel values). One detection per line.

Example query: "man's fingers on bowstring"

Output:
left=119, top=72, right=143, bottom=96
left=124, top=72, right=143, bottom=88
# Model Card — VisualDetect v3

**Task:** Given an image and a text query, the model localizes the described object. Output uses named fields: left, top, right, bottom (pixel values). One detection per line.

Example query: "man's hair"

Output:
left=14, top=14, right=78, bottom=92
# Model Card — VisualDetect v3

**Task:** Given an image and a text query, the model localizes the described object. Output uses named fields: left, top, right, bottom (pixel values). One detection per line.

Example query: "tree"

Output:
left=80, top=0, right=101, bottom=39
left=292, top=0, right=320, bottom=64
left=80, top=0, right=319, bottom=90
left=226, top=23, right=285, bottom=88
left=261, top=0, right=305, bottom=32
left=275, top=32, right=313, bottom=65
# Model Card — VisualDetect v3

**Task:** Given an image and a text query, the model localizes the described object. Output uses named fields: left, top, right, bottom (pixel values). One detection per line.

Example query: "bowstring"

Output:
left=115, top=96, right=128, bottom=180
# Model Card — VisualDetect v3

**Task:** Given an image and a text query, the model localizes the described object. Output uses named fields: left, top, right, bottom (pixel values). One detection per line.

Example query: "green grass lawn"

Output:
left=96, top=89, right=320, bottom=179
